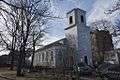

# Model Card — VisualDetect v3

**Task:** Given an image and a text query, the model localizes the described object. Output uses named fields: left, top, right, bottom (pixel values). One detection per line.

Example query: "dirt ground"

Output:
left=0, top=67, right=95, bottom=80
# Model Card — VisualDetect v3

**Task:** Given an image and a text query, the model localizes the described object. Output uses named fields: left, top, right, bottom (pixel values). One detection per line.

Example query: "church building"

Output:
left=33, top=8, right=93, bottom=68
left=65, top=8, right=92, bottom=66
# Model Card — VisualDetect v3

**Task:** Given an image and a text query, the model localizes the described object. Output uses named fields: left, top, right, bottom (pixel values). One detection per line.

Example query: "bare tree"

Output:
left=90, top=20, right=116, bottom=79
left=106, top=0, right=120, bottom=46
left=0, top=5, right=19, bottom=70
left=112, top=19, right=120, bottom=47
left=0, top=0, right=51, bottom=76
left=107, top=0, right=120, bottom=14
left=90, top=19, right=115, bottom=32
left=29, top=22, right=49, bottom=71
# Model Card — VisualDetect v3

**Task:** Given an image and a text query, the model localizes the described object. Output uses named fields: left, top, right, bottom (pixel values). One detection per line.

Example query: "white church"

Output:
left=33, top=8, right=93, bottom=68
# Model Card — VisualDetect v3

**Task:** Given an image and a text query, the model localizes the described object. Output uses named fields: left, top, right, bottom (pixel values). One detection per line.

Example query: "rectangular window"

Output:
left=42, top=53, right=44, bottom=61
left=81, top=15, right=84, bottom=23
left=45, top=52, right=48, bottom=62
left=69, top=16, right=73, bottom=24
left=39, top=54, right=41, bottom=62
left=51, top=51, right=54, bottom=61
left=84, top=56, right=88, bottom=65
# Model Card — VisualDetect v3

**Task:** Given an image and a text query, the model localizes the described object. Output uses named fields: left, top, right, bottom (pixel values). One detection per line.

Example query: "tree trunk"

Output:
left=17, top=49, right=26, bottom=76
left=17, top=7, right=25, bottom=76
left=17, top=54, right=23, bottom=76
left=10, top=54, right=14, bottom=70
left=17, top=44, right=26, bottom=76
left=10, top=50, right=14, bottom=70
left=30, top=50, right=35, bottom=71
left=30, top=35, right=35, bottom=71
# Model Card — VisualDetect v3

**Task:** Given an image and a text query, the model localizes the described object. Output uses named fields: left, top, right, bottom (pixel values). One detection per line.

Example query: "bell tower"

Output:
left=65, top=8, right=92, bottom=66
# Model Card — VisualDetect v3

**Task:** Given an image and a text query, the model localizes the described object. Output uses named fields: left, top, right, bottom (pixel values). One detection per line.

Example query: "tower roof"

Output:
left=67, top=8, right=86, bottom=14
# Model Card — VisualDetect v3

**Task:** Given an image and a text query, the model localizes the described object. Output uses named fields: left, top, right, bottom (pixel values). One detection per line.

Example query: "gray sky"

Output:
left=0, top=0, right=119, bottom=55
left=44, top=0, right=119, bottom=45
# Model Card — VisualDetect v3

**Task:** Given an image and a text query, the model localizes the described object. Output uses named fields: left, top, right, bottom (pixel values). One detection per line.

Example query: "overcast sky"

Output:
left=0, top=0, right=119, bottom=55
left=43, top=0, right=119, bottom=45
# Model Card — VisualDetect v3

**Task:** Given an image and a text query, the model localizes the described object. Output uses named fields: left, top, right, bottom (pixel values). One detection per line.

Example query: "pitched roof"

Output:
left=36, top=38, right=67, bottom=52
